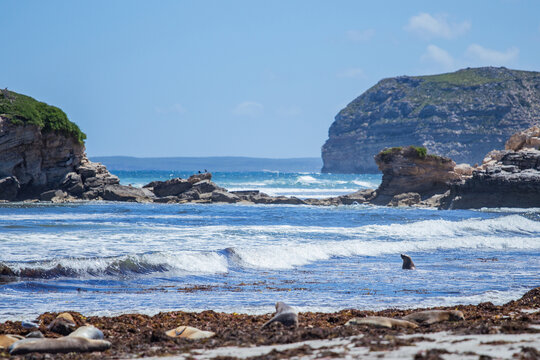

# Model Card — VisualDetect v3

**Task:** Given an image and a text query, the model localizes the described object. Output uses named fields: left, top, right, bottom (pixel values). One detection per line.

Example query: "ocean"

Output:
left=0, top=171, right=539, bottom=321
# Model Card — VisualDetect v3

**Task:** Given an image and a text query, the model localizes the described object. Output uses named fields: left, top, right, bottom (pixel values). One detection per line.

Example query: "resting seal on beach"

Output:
left=9, top=337, right=111, bottom=355
left=261, top=302, right=298, bottom=328
left=345, top=316, right=418, bottom=329
left=68, top=325, right=104, bottom=340
left=403, top=310, right=465, bottom=324
left=401, top=254, right=416, bottom=270
left=165, top=326, right=215, bottom=339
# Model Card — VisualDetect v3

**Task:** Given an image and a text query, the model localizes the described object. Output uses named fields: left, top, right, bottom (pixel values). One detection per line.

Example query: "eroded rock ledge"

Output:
left=367, top=126, right=540, bottom=209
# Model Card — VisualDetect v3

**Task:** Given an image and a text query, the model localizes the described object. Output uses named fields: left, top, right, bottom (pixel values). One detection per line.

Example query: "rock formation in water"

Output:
left=441, top=126, right=540, bottom=209
left=370, top=146, right=460, bottom=205
left=322, top=67, right=540, bottom=173
left=365, top=126, right=540, bottom=209
left=0, top=89, right=119, bottom=201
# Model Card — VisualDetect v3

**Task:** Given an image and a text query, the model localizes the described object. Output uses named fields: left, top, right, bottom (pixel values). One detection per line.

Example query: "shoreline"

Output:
left=1, top=287, right=538, bottom=359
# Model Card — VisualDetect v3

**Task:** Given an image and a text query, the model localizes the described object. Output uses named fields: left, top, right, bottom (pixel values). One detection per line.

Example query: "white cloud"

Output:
left=155, top=103, right=185, bottom=115
left=337, top=68, right=365, bottom=79
left=421, top=44, right=455, bottom=70
left=346, top=29, right=375, bottom=42
left=405, top=13, right=471, bottom=39
left=465, top=44, right=519, bottom=65
left=233, top=101, right=264, bottom=117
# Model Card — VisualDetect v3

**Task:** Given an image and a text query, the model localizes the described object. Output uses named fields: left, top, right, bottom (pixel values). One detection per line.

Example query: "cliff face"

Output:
left=372, top=146, right=460, bottom=205
left=441, top=126, right=540, bottom=209
left=0, top=90, right=119, bottom=200
left=322, top=67, right=540, bottom=173
left=0, top=118, right=85, bottom=194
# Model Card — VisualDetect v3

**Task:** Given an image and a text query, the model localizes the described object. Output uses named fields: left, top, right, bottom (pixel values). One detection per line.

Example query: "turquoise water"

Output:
left=0, top=172, right=538, bottom=321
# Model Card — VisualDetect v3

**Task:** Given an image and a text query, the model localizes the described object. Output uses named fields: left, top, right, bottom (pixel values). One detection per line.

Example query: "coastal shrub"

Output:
left=0, top=90, right=86, bottom=143
left=412, top=146, right=427, bottom=159
left=378, top=147, right=402, bottom=162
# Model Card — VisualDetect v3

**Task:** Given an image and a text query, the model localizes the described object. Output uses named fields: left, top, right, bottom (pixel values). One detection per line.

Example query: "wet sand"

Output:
left=0, top=287, right=538, bottom=359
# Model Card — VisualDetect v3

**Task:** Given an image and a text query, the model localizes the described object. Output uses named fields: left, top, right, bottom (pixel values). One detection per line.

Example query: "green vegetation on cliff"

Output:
left=0, top=89, right=86, bottom=143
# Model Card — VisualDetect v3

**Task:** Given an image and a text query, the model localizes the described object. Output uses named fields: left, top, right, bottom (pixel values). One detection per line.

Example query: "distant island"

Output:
left=322, top=67, right=540, bottom=173
left=91, top=156, right=322, bottom=173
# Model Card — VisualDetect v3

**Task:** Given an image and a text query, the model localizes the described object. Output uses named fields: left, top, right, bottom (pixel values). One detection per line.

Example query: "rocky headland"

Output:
left=322, top=67, right=540, bottom=173
left=360, top=126, right=540, bottom=209
left=3, top=88, right=540, bottom=209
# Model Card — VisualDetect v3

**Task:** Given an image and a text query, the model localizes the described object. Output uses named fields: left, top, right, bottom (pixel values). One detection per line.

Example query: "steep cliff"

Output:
left=0, top=89, right=119, bottom=200
left=322, top=67, right=540, bottom=173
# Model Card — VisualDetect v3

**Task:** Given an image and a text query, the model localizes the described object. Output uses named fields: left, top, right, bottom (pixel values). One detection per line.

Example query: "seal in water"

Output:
left=261, top=301, right=298, bottom=328
left=401, top=254, right=416, bottom=270
left=9, top=337, right=111, bottom=355
left=402, top=310, right=465, bottom=324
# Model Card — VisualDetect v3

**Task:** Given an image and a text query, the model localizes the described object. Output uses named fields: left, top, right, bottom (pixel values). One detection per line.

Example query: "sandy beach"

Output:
left=0, top=287, right=538, bottom=359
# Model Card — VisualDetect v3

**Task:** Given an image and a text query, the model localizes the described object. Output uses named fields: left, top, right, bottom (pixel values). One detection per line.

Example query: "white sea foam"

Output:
left=296, top=175, right=320, bottom=184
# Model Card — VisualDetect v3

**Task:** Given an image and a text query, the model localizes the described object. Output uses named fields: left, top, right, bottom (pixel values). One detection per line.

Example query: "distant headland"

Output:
left=322, top=67, right=540, bottom=173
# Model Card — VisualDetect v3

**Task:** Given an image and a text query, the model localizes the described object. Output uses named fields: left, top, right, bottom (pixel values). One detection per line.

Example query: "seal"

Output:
left=345, top=316, right=418, bottom=329
left=165, top=326, right=215, bottom=339
left=403, top=310, right=465, bottom=324
left=47, top=313, right=76, bottom=335
left=261, top=301, right=298, bottom=329
left=68, top=325, right=104, bottom=340
left=9, top=337, right=111, bottom=355
left=0, top=335, right=24, bottom=350
left=401, top=254, right=416, bottom=270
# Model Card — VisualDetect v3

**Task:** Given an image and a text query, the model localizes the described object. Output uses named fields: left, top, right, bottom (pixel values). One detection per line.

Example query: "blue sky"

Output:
left=1, top=1, right=539, bottom=157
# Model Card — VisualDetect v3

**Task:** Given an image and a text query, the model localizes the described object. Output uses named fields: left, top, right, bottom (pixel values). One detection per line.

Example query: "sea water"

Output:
left=0, top=171, right=539, bottom=321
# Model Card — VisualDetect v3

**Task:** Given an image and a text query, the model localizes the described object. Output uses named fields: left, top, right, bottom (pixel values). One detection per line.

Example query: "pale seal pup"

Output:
left=68, top=325, right=104, bottom=340
left=9, top=337, right=111, bottom=355
left=345, top=316, right=418, bottom=329
left=401, top=254, right=416, bottom=270
left=165, top=326, right=215, bottom=339
left=403, top=310, right=465, bottom=324
left=261, top=301, right=298, bottom=328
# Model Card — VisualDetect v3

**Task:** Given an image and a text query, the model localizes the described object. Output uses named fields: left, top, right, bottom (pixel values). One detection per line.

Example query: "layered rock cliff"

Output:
left=371, top=146, right=460, bottom=205
left=441, top=126, right=540, bottom=209
left=0, top=89, right=119, bottom=200
left=322, top=67, right=540, bottom=173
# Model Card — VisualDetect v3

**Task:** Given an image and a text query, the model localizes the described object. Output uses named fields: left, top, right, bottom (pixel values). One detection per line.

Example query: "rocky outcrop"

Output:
left=441, top=127, right=540, bottom=209
left=322, top=67, right=540, bottom=173
left=370, top=146, right=461, bottom=205
left=0, top=91, right=121, bottom=201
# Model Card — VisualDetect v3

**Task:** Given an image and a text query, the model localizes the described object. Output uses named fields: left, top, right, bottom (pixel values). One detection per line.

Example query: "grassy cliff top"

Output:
left=413, top=67, right=540, bottom=87
left=0, top=89, right=86, bottom=143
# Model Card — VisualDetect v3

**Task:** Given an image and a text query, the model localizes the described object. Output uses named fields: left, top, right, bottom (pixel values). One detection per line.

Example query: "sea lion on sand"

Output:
left=261, top=302, right=298, bottom=329
left=0, top=335, right=24, bottom=350
left=345, top=316, right=418, bottom=329
left=401, top=254, right=416, bottom=270
left=403, top=310, right=465, bottom=325
left=165, top=326, right=215, bottom=339
left=9, top=337, right=111, bottom=355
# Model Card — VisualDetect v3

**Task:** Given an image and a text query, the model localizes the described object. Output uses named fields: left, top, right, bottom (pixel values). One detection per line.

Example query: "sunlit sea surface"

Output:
left=0, top=171, right=538, bottom=321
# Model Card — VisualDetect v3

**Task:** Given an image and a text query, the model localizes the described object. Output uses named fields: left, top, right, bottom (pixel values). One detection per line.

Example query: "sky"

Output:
left=1, top=0, right=540, bottom=158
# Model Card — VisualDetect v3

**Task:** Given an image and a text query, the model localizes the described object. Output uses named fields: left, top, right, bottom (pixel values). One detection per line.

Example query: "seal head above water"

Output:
left=261, top=301, right=298, bottom=328
left=401, top=254, right=416, bottom=270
